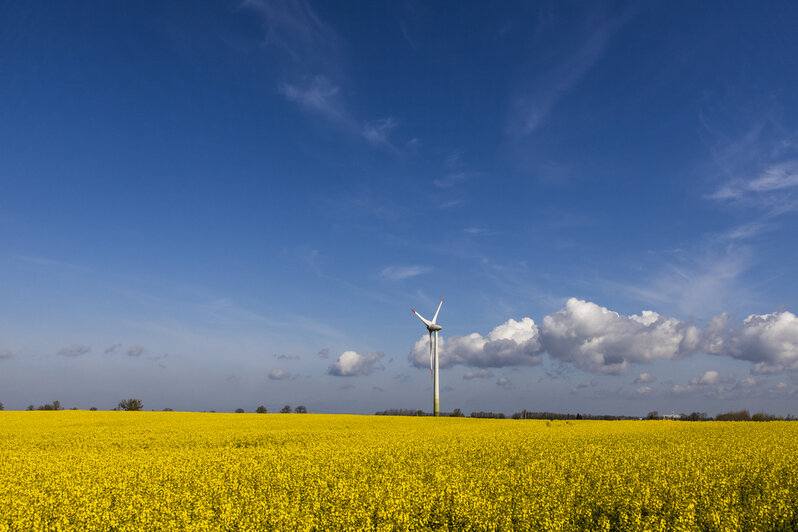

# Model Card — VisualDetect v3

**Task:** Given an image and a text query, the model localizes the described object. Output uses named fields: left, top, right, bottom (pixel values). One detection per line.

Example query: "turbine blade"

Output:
left=412, top=308, right=433, bottom=328
left=432, top=297, right=444, bottom=324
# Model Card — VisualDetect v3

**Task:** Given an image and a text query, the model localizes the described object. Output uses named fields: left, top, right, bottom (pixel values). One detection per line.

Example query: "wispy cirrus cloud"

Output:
left=709, top=159, right=798, bottom=213
left=249, top=1, right=404, bottom=150
left=243, top=0, right=339, bottom=70
left=509, top=9, right=632, bottom=136
left=279, top=76, right=348, bottom=125
left=380, top=265, right=431, bottom=281
left=363, top=117, right=399, bottom=149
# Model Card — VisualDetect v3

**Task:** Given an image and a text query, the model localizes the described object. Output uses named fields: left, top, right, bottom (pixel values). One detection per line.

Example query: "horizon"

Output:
left=2, top=1, right=798, bottom=416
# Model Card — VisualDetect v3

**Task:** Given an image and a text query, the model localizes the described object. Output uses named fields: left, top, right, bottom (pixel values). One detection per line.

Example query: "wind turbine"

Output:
left=412, top=297, right=444, bottom=417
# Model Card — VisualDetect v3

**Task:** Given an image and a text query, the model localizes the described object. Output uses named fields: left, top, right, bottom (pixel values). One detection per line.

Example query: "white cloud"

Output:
left=380, top=265, right=430, bottom=281
left=58, top=345, right=91, bottom=357
left=635, top=386, right=653, bottom=395
left=690, top=370, right=720, bottom=385
left=405, top=298, right=798, bottom=377
left=706, top=310, right=798, bottom=372
left=540, top=299, right=700, bottom=374
left=268, top=368, right=291, bottom=380
left=463, top=369, right=494, bottom=380
left=409, top=317, right=541, bottom=369
left=328, top=350, right=385, bottom=377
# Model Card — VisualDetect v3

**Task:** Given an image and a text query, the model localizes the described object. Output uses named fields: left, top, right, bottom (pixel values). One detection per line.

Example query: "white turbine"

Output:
left=412, top=297, right=444, bottom=417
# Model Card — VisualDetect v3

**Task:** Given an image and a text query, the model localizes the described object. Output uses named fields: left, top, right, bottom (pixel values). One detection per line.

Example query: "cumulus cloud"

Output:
left=706, top=310, right=798, bottom=373
left=690, top=370, right=720, bottom=385
left=635, top=386, right=653, bottom=395
left=268, top=369, right=291, bottom=380
left=0, top=349, right=13, bottom=359
left=58, top=344, right=91, bottom=357
left=104, top=344, right=121, bottom=354
left=463, top=369, right=494, bottom=380
left=496, top=377, right=511, bottom=389
left=541, top=299, right=702, bottom=374
left=409, top=317, right=541, bottom=369
left=406, top=298, right=798, bottom=376
left=127, top=345, right=144, bottom=357
left=328, top=350, right=385, bottom=377
left=634, top=372, right=655, bottom=383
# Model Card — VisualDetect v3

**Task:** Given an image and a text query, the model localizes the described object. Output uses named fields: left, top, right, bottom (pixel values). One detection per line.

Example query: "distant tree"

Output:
left=118, top=398, right=143, bottom=411
left=163, top=407, right=174, bottom=412
left=646, top=411, right=659, bottom=420
left=27, top=405, right=34, bottom=411
left=451, top=408, right=464, bottom=417
left=235, top=408, right=245, bottom=413
left=280, top=405, right=291, bottom=413
left=295, top=405, right=307, bottom=413
left=684, top=412, right=709, bottom=421
left=0, top=401, right=4, bottom=410
left=256, top=405, right=267, bottom=414
left=752, top=412, right=782, bottom=421
left=416, top=410, right=424, bottom=417
left=37, top=401, right=62, bottom=411
left=716, top=410, right=751, bottom=422
left=90, top=407, right=98, bottom=411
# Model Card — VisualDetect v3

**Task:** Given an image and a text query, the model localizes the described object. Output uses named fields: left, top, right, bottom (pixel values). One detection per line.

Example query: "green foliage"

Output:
left=118, top=398, right=143, bottom=411
left=717, top=410, right=751, bottom=422
left=295, top=405, right=307, bottom=414
left=256, top=406, right=267, bottom=414
left=280, top=405, right=291, bottom=414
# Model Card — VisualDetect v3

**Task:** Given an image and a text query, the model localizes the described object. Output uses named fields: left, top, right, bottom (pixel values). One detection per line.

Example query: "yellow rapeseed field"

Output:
left=1, top=411, right=796, bottom=531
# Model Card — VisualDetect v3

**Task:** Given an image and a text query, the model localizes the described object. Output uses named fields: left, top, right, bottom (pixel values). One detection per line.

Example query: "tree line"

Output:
left=376, top=407, right=796, bottom=421
left=1, top=399, right=309, bottom=414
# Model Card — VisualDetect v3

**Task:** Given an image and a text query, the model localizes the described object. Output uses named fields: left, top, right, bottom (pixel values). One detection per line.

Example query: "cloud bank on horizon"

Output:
left=410, top=298, right=798, bottom=376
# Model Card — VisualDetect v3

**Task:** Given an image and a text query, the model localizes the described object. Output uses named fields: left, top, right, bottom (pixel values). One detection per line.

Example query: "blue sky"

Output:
left=2, top=1, right=798, bottom=416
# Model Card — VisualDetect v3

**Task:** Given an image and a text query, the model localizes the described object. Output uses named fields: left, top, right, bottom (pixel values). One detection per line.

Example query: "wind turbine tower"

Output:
left=412, top=298, right=444, bottom=417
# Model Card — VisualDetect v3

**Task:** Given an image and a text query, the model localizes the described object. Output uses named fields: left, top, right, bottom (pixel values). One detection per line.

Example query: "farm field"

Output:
left=1, top=412, right=797, bottom=531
